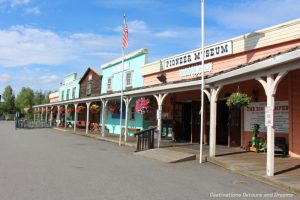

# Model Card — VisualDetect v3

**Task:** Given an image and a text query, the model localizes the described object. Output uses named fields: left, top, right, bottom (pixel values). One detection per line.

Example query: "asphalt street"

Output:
left=0, top=121, right=297, bottom=200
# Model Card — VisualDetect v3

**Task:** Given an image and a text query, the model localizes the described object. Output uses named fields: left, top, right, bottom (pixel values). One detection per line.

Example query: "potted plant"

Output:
left=51, top=107, right=57, bottom=114
left=58, top=107, right=65, bottom=113
left=226, top=92, right=251, bottom=108
left=67, top=107, right=75, bottom=114
left=76, top=105, right=86, bottom=114
left=135, top=98, right=151, bottom=114
left=90, top=103, right=101, bottom=114
left=108, top=102, right=120, bottom=114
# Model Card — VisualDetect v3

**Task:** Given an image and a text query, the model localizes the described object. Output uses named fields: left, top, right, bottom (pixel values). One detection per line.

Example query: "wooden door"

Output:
left=228, top=107, right=241, bottom=147
left=216, top=101, right=229, bottom=145
left=191, top=101, right=200, bottom=143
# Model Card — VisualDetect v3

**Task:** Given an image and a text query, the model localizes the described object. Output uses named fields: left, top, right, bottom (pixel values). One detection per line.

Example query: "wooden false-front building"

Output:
left=79, top=67, right=102, bottom=98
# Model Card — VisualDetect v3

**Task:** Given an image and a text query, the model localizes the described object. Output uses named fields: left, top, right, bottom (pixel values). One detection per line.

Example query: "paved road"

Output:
left=0, top=121, right=297, bottom=200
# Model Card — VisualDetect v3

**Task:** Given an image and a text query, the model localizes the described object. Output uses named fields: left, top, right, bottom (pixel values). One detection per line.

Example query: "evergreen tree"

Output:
left=1, top=85, right=15, bottom=115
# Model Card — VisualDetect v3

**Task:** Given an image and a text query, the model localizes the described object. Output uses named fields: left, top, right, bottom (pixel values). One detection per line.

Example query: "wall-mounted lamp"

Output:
left=157, top=73, right=166, bottom=83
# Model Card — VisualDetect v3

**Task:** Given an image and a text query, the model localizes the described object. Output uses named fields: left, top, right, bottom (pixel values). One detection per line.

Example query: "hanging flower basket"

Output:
left=90, top=103, right=101, bottom=114
left=135, top=97, right=151, bottom=114
left=67, top=107, right=75, bottom=114
left=226, top=92, right=251, bottom=108
left=58, top=107, right=65, bottom=113
left=108, top=102, right=120, bottom=114
left=51, top=107, right=57, bottom=113
left=76, top=105, right=86, bottom=114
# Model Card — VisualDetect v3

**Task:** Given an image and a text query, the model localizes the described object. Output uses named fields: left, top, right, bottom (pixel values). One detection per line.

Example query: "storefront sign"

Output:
left=179, top=63, right=212, bottom=77
left=244, top=101, right=288, bottom=133
left=112, top=62, right=129, bottom=74
left=163, top=41, right=232, bottom=70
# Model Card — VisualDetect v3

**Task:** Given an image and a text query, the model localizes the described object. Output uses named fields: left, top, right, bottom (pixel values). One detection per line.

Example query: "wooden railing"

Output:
left=16, top=119, right=51, bottom=129
left=134, top=127, right=156, bottom=152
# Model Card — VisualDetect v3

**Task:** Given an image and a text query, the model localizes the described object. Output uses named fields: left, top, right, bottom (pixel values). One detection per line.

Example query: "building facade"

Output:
left=100, top=48, right=155, bottom=135
left=59, top=73, right=80, bottom=101
left=33, top=19, right=300, bottom=177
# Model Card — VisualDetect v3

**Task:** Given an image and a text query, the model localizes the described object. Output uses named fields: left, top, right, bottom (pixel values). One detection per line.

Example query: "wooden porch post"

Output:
left=74, top=104, right=78, bottom=133
left=64, top=105, right=68, bottom=128
left=123, top=97, right=132, bottom=143
left=256, top=71, right=287, bottom=176
left=209, top=86, right=222, bottom=157
left=101, top=100, right=108, bottom=137
left=86, top=102, right=91, bottom=135
left=154, top=93, right=168, bottom=148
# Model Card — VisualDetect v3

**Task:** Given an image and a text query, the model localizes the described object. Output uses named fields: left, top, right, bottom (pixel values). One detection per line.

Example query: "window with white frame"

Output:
left=86, top=82, right=92, bottom=95
left=125, top=71, right=132, bottom=87
left=61, top=91, right=64, bottom=100
left=130, top=106, right=135, bottom=120
left=107, top=77, right=112, bottom=91
left=72, top=87, right=76, bottom=99
left=66, top=89, right=70, bottom=100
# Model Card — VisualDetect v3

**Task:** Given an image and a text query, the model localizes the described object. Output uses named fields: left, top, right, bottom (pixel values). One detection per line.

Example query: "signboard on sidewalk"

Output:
left=244, top=101, right=288, bottom=133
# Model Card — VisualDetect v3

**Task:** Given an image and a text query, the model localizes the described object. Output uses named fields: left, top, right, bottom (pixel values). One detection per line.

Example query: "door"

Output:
left=191, top=101, right=200, bottom=143
left=228, top=107, right=241, bottom=147
left=173, top=103, right=191, bottom=142
left=216, top=101, right=228, bottom=145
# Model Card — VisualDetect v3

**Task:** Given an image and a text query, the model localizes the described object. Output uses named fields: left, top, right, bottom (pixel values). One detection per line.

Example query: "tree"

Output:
left=16, top=87, right=34, bottom=118
left=34, top=90, right=50, bottom=105
left=1, top=85, right=15, bottom=115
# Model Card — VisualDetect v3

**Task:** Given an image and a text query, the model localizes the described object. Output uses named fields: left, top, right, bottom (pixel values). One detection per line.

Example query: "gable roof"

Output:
left=78, top=67, right=101, bottom=84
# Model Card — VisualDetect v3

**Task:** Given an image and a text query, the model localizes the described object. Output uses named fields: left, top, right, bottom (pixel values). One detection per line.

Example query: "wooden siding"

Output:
left=141, top=19, right=300, bottom=81
left=232, top=19, right=300, bottom=54
left=291, top=70, right=300, bottom=157
left=140, top=60, right=161, bottom=76
left=143, top=39, right=300, bottom=86
left=79, top=69, right=102, bottom=98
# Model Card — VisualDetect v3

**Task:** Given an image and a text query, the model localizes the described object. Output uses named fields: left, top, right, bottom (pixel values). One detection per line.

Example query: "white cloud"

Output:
left=38, top=75, right=58, bottom=84
left=114, top=20, right=149, bottom=34
left=94, top=0, right=159, bottom=8
left=0, top=74, right=11, bottom=83
left=25, top=7, right=41, bottom=15
left=0, top=25, right=125, bottom=68
left=10, top=0, right=31, bottom=7
left=154, top=30, right=179, bottom=38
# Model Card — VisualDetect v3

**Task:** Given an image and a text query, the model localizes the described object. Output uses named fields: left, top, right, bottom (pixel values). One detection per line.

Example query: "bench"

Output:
left=122, top=127, right=140, bottom=134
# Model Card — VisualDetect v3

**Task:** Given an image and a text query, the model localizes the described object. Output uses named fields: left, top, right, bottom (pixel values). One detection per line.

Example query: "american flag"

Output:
left=123, top=15, right=128, bottom=49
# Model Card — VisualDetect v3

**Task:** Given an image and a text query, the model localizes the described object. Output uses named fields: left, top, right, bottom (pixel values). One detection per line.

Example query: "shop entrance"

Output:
left=216, top=100, right=241, bottom=147
left=173, top=101, right=201, bottom=143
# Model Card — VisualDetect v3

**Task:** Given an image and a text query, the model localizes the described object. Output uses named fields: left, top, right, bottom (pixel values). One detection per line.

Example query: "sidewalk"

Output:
left=166, top=144, right=300, bottom=196
left=53, top=127, right=137, bottom=147
left=52, top=127, right=300, bottom=196
left=207, top=151, right=300, bottom=195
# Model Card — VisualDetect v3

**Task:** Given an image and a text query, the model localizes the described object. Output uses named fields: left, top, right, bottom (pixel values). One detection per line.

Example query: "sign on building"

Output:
left=162, top=41, right=232, bottom=70
left=244, top=101, right=288, bottom=133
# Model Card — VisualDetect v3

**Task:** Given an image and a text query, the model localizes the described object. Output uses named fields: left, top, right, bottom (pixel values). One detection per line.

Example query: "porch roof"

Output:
left=33, top=46, right=300, bottom=108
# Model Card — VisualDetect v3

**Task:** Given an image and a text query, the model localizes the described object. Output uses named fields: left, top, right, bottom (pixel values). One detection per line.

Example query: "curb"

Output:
left=52, top=127, right=137, bottom=148
left=207, top=157, right=300, bottom=196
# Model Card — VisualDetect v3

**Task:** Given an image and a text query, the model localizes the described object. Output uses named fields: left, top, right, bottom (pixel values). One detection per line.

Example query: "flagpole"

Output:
left=119, top=47, right=124, bottom=146
left=119, top=14, right=128, bottom=146
left=200, top=0, right=205, bottom=164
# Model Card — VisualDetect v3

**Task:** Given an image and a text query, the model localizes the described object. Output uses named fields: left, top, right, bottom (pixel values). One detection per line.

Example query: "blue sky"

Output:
left=0, top=0, right=299, bottom=96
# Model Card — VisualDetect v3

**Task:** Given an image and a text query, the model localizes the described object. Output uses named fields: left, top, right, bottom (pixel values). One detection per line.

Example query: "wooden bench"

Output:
left=122, top=127, right=140, bottom=133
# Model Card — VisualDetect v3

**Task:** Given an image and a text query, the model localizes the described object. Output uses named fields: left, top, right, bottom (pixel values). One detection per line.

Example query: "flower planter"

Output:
left=135, top=98, right=151, bottom=114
